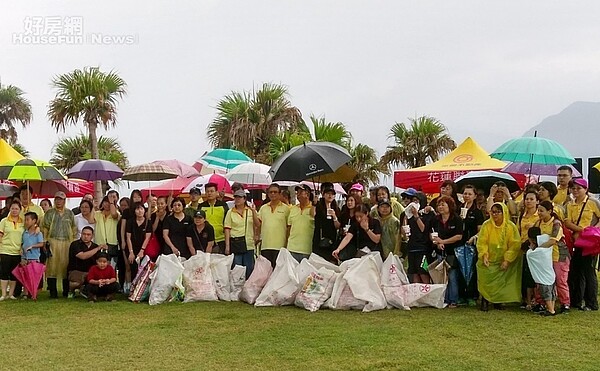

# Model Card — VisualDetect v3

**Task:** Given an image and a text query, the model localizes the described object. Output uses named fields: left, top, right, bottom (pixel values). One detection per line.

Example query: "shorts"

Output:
left=522, top=256, right=535, bottom=289
left=407, top=251, right=430, bottom=275
left=0, top=254, right=22, bottom=281
left=538, top=283, right=557, bottom=302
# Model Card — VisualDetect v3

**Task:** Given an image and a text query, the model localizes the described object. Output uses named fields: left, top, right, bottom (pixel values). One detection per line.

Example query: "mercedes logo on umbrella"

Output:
left=308, top=163, right=317, bottom=171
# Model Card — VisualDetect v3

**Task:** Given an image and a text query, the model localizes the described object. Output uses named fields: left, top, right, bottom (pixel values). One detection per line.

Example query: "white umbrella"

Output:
left=226, top=163, right=272, bottom=186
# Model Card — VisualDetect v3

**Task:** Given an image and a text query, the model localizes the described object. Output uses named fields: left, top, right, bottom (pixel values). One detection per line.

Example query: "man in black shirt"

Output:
left=67, top=226, right=101, bottom=298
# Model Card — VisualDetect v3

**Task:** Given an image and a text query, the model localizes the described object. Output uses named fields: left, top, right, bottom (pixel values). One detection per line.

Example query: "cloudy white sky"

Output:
left=2, top=1, right=600, bottom=184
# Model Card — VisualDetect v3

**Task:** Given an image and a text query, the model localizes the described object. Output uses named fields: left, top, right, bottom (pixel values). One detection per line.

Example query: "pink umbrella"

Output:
left=140, top=177, right=196, bottom=198
left=151, top=160, right=199, bottom=178
left=182, top=174, right=232, bottom=194
left=12, top=262, right=46, bottom=300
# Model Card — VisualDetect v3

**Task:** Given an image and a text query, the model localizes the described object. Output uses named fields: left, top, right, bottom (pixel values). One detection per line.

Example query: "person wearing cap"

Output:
left=198, top=182, right=230, bottom=254
left=42, top=191, right=77, bottom=298
left=226, top=182, right=245, bottom=210
left=286, top=184, right=315, bottom=262
left=370, top=186, right=404, bottom=220
left=554, top=166, right=573, bottom=206
left=312, top=184, right=341, bottom=261
left=258, top=183, right=290, bottom=267
left=375, top=198, right=401, bottom=258
left=349, top=183, right=364, bottom=199
left=19, top=184, right=44, bottom=222
left=224, top=189, right=260, bottom=278
left=564, top=178, right=600, bottom=311
left=400, top=188, right=418, bottom=207
left=186, top=209, right=215, bottom=254
left=184, top=187, right=203, bottom=218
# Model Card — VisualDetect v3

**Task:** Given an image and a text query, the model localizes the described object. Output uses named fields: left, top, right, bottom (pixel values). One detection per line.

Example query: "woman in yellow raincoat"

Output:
left=476, top=202, right=522, bottom=311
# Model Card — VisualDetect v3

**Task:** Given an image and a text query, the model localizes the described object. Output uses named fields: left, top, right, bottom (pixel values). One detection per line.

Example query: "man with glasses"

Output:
left=258, top=183, right=290, bottom=267
left=554, top=166, right=573, bottom=206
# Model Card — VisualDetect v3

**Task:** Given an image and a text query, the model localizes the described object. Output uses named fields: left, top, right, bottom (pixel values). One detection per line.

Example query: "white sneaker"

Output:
left=0, top=296, right=6, bottom=301
left=9, top=296, right=17, bottom=300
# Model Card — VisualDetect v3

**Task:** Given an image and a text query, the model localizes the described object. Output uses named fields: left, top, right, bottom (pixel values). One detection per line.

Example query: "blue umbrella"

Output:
left=455, top=244, right=475, bottom=284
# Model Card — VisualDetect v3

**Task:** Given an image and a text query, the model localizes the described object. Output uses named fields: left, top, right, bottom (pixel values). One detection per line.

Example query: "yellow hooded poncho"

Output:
left=476, top=202, right=523, bottom=303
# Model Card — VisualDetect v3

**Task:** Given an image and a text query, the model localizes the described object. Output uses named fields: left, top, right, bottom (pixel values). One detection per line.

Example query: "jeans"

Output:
left=438, top=255, right=458, bottom=304
left=234, top=250, right=255, bottom=279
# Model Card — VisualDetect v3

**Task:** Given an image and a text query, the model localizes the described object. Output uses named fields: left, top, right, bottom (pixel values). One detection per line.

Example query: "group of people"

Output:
left=0, top=165, right=598, bottom=313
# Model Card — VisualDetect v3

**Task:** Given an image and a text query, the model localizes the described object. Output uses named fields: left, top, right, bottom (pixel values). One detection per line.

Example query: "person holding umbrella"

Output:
left=554, top=166, right=573, bottom=207
left=286, top=185, right=315, bottom=262
left=564, top=178, right=600, bottom=311
left=42, top=192, right=77, bottom=298
left=0, top=200, right=25, bottom=300
left=458, top=184, right=484, bottom=306
left=19, top=185, right=44, bottom=221
left=224, top=190, right=260, bottom=278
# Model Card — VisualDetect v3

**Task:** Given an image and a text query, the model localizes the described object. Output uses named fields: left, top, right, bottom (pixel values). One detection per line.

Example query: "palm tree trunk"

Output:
left=88, top=121, right=103, bottom=203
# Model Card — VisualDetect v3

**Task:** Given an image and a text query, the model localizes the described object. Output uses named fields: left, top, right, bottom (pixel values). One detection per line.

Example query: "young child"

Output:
left=526, top=227, right=557, bottom=316
left=21, top=212, right=45, bottom=298
left=87, top=252, right=119, bottom=302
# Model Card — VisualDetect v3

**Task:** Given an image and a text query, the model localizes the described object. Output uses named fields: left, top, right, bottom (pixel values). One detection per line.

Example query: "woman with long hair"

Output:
left=332, top=204, right=382, bottom=260
left=312, top=185, right=341, bottom=260
left=126, top=202, right=152, bottom=279
left=339, top=194, right=362, bottom=235
left=163, top=197, right=193, bottom=259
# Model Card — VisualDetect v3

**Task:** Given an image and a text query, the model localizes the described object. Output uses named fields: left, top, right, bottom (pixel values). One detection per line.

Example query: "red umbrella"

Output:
left=16, top=179, right=95, bottom=199
left=182, top=174, right=232, bottom=194
left=12, top=262, right=46, bottom=300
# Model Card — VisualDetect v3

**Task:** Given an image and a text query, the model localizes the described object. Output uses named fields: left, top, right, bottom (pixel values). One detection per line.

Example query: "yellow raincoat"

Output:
left=476, top=202, right=523, bottom=303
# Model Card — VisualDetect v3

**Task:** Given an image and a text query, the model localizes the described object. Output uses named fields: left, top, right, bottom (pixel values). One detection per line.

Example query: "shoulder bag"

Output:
left=230, top=209, right=248, bottom=254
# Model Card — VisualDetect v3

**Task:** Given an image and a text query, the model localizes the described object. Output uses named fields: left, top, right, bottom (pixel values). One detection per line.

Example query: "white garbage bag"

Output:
left=210, top=254, right=234, bottom=301
left=240, top=256, right=273, bottom=304
left=229, top=265, right=247, bottom=301
left=182, top=252, right=218, bottom=302
left=345, top=254, right=387, bottom=312
left=149, top=254, right=185, bottom=306
left=296, top=258, right=317, bottom=286
left=295, top=267, right=337, bottom=312
left=255, top=249, right=300, bottom=306
left=381, top=253, right=410, bottom=310
left=400, top=283, right=446, bottom=308
left=308, top=253, right=341, bottom=273
left=324, top=259, right=366, bottom=310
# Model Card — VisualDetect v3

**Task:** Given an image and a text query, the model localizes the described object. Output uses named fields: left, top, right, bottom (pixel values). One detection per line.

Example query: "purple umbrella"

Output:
left=67, top=159, right=124, bottom=181
left=501, top=162, right=581, bottom=177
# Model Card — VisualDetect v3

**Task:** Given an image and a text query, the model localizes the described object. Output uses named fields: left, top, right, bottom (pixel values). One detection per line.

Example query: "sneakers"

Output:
left=539, top=310, right=557, bottom=317
left=9, top=296, right=17, bottom=300
left=88, top=295, right=97, bottom=303
left=578, top=306, right=592, bottom=312
left=0, top=296, right=5, bottom=302
left=467, top=299, right=477, bottom=307
left=532, top=304, right=546, bottom=313
left=105, top=294, right=116, bottom=302
left=560, top=305, right=570, bottom=314
left=447, top=303, right=458, bottom=309
left=67, top=292, right=74, bottom=299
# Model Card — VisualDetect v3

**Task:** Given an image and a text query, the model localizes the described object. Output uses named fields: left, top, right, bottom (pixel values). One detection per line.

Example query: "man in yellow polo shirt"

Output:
left=286, top=184, right=315, bottom=262
left=258, top=183, right=290, bottom=267
left=199, top=182, right=229, bottom=254
left=19, top=185, right=44, bottom=221
left=553, top=166, right=573, bottom=206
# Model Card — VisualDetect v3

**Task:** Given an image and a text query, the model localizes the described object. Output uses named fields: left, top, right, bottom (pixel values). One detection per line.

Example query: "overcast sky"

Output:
left=2, top=1, right=600, bottom=184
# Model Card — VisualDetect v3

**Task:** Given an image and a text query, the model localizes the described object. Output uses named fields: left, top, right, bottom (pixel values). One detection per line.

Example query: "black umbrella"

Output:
left=269, top=142, right=352, bottom=182
left=454, top=170, right=520, bottom=194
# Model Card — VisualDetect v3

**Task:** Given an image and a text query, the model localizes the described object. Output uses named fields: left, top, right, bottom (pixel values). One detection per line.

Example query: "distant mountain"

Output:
left=524, top=101, right=600, bottom=177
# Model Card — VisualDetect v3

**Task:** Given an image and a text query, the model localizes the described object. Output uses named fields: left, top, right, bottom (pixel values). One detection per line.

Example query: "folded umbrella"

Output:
left=574, top=226, right=600, bottom=256
left=455, top=244, right=475, bottom=284
left=12, top=262, right=46, bottom=300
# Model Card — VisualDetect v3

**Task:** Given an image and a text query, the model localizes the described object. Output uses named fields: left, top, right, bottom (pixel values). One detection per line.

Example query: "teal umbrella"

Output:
left=490, top=136, right=575, bottom=165
left=198, top=148, right=253, bottom=172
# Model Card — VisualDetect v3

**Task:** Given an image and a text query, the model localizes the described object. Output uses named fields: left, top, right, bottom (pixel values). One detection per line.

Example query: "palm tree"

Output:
left=0, top=82, right=32, bottom=144
left=349, top=143, right=388, bottom=185
left=48, top=67, right=127, bottom=201
left=207, top=83, right=303, bottom=164
left=268, top=114, right=352, bottom=161
left=12, top=143, right=29, bottom=157
left=380, top=115, right=456, bottom=170
left=50, top=134, right=129, bottom=194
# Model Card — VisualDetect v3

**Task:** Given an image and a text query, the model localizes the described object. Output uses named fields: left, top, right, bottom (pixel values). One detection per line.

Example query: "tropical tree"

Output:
left=207, top=83, right=304, bottom=164
left=380, top=115, right=456, bottom=170
left=12, top=143, right=29, bottom=157
left=0, top=82, right=32, bottom=144
left=349, top=143, right=388, bottom=185
left=268, top=114, right=352, bottom=161
left=47, top=67, right=127, bottom=201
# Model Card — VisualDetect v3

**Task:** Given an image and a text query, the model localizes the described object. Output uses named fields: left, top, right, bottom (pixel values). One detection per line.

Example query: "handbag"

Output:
left=229, top=209, right=249, bottom=254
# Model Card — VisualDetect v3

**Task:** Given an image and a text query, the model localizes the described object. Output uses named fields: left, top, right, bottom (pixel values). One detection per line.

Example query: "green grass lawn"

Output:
left=1, top=292, right=599, bottom=371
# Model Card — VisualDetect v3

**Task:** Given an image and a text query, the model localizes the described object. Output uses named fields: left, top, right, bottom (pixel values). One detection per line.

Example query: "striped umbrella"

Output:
left=0, top=158, right=65, bottom=181
left=123, top=163, right=179, bottom=181
left=198, top=148, right=253, bottom=172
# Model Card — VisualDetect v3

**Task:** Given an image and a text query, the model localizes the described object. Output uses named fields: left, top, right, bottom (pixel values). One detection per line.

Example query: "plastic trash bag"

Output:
left=229, top=265, right=247, bottom=301
left=324, top=259, right=366, bottom=310
left=308, top=253, right=341, bottom=273
left=295, top=267, right=337, bottom=312
left=400, top=283, right=446, bottom=308
left=149, top=254, right=185, bottom=305
left=345, top=253, right=387, bottom=312
left=381, top=253, right=410, bottom=310
left=182, top=252, right=218, bottom=302
left=240, top=256, right=273, bottom=304
left=255, top=249, right=300, bottom=306
left=210, top=253, right=234, bottom=301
